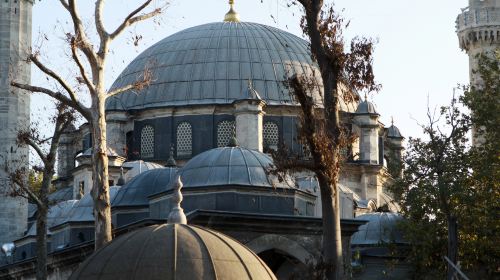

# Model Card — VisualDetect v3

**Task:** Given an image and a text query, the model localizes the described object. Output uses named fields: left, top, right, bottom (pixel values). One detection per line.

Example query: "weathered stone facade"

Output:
left=0, top=0, right=31, bottom=251
left=456, top=0, right=500, bottom=145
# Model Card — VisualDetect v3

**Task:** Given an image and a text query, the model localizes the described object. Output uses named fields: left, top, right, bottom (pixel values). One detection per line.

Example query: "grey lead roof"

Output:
left=179, top=146, right=273, bottom=188
left=106, top=22, right=323, bottom=111
left=112, top=167, right=178, bottom=208
left=386, top=124, right=403, bottom=138
left=351, top=212, right=406, bottom=246
left=355, top=100, right=378, bottom=115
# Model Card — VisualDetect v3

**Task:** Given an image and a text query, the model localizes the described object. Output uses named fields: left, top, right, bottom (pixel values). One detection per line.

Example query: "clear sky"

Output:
left=30, top=0, right=470, bottom=142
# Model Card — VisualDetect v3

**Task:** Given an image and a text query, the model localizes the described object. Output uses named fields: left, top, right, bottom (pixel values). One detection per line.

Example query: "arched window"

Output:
left=176, top=122, right=192, bottom=157
left=217, top=120, right=235, bottom=147
left=263, top=122, right=279, bottom=151
left=140, top=125, right=155, bottom=158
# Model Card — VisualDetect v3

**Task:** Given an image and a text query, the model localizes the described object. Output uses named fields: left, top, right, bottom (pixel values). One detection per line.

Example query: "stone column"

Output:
left=233, top=99, right=266, bottom=152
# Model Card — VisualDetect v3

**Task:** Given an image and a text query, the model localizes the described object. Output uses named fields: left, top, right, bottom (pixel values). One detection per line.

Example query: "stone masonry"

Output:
left=0, top=0, right=32, bottom=250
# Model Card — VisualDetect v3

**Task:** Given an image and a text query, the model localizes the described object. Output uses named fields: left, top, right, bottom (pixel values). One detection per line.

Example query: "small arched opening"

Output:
left=258, top=249, right=307, bottom=280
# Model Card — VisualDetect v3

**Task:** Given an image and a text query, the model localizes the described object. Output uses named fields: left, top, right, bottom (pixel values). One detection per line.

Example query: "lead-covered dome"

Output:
left=70, top=224, right=276, bottom=280
left=351, top=212, right=406, bottom=246
left=112, top=167, right=178, bottom=208
left=178, top=146, right=273, bottom=188
left=106, top=22, right=323, bottom=111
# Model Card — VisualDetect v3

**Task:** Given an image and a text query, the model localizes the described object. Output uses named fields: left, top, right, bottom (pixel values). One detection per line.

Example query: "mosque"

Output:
left=1, top=0, right=496, bottom=279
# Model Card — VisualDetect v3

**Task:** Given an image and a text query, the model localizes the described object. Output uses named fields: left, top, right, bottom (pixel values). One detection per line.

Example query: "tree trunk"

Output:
left=35, top=206, right=47, bottom=280
left=447, top=215, right=458, bottom=280
left=35, top=168, right=52, bottom=280
left=317, top=173, right=344, bottom=280
left=91, top=98, right=112, bottom=250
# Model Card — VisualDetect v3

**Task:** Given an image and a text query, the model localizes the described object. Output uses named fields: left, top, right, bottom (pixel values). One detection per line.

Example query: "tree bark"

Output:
left=447, top=215, right=458, bottom=280
left=35, top=205, right=47, bottom=280
left=35, top=166, right=53, bottom=280
left=317, top=173, right=343, bottom=279
left=90, top=98, right=112, bottom=249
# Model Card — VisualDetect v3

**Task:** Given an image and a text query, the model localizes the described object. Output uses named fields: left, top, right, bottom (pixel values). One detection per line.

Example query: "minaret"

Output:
left=456, top=0, right=500, bottom=144
left=0, top=0, right=32, bottom=248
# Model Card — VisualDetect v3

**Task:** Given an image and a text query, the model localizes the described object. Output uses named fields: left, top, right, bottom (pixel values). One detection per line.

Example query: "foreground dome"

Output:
left=107, top=22, right=323, bottom=111
left=70, top=224, right=276, bottom=280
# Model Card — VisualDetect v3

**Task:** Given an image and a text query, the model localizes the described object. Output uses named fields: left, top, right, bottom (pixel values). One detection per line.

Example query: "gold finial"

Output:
left=224, top=0, right=241, bottom=23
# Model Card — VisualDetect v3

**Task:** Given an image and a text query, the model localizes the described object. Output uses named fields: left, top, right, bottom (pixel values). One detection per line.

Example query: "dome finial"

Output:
left=391, top=116, right=394, bottom=126
left=224, top=0, right=241, bottom=22
left=117, top=167, right=126, bottom=186
left=167, top=176, right=187, bottom=224
left=165, top=144, right=177, bottom=167
left=228, top=136, right=238, bottom=147
left=364, top=93, right=368, bottom=101
left=245, top=79, right=263, bottom=100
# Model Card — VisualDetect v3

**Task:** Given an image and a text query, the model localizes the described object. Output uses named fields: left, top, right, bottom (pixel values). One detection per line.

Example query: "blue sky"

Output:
left=30, top=0, right=470, bottom=141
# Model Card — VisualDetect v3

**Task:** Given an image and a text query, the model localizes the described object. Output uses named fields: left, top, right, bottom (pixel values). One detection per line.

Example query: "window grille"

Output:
left=217, top=120, right=235, bottom=147
left=140, top=125, right=155, bottom=158
left=176, top=122, right=192, bottom=157
left=263, top=122, right=279, bottom=151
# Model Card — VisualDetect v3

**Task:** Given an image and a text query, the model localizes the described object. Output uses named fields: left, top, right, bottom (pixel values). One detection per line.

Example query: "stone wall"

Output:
left=0, top=0, right=32, bottom=250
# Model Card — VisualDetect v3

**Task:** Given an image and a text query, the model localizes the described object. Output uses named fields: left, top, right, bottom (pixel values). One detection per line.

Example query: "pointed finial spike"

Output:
left=228, top=136, right=238, bottom=147
left=391, top=116, right=394, bottom=126
left=364, top=93, right=368, bottom=101
left=167, top=176, right=187, bottom=224
left=165, top=144, right=177, bottom=167
left=117, top=167, right=126, bottom=186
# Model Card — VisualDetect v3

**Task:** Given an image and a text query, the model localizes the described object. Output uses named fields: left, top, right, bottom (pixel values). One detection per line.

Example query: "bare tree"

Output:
left=8, top=104, right=75, bottom=280
left=11, top=0, right=165, bottom=249
left=272, top=2, right=380, bottom=279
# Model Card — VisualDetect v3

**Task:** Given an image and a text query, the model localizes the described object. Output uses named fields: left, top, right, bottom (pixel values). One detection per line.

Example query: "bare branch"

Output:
left=25, top=138, right=48, bottom=166
left=67, top=0, right=98, bottom=67
left=29, top=54, right=84, bottom=107
left=59, top=0, right=69, bottom=11
left=109, top=0, right=161, bottom=41
left=70, top=37, right=95, bottom=93
left=10, top=174, right=44, bottom=209
left=11, top=82, right=91, bottom=120
left=94, top=0, right=107, bottom=44
left=106, top=68, right=152, bottom=98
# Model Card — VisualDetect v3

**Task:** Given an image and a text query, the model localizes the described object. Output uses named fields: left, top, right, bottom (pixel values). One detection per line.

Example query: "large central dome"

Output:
left=106, top=22, right=322, bottom=111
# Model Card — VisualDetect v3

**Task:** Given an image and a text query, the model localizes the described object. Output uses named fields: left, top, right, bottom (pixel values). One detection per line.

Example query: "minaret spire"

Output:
left=224, top=0, right=241, bottom=22
left=167, top=176, right=187, bottom=224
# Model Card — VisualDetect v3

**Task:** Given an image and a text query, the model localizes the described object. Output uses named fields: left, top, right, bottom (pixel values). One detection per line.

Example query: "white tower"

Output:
left=456, top=0, right=500, bottom=144
left=0, top=0, right=32, bottom=248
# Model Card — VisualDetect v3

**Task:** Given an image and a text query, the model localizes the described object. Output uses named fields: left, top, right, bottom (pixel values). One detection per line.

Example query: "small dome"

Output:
left=179, top=147, right=273, bottom=188
left=79, top=147, right=120, bottom=158
left=48, top=187, right=73, bottom=203
left=355, top=100, right=378, bottom=115
left=26, top=200, right=78, bottom=236
left=386, top=124, right=403, bottom=139
left=351, top=212, right=406, bottom=246
left=69, top=224, right=276, bottom=280
left=379, top=192, right=401, bottom=212
left=122, top=160, right=165, bottom=182
left=60, top=186, right=122, bottom=225
left=112, top=167, right=178, bottom=208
